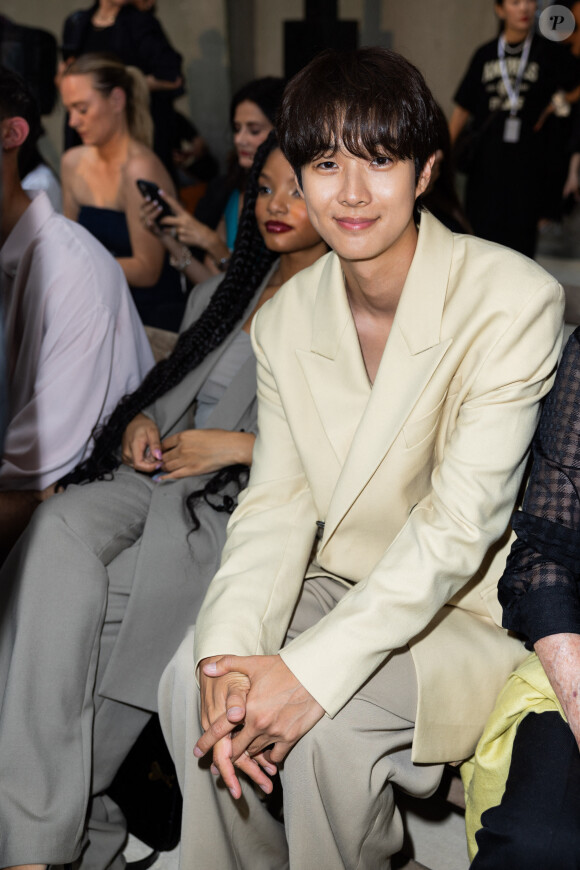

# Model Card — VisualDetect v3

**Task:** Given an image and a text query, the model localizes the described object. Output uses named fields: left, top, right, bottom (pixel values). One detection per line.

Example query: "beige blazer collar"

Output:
left=298, top=212, right=454, bottom=543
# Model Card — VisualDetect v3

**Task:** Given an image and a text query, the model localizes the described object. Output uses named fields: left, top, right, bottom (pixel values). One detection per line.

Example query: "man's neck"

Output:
left=340, top=219, right=418, bottom=321
left=1, top=177, right=31, bottom=247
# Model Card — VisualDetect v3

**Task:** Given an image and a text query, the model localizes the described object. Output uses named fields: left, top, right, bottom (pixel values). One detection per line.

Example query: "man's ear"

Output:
left=415, top=152, right=437, bottom=198
left=1, top=116, right=30, bottom=152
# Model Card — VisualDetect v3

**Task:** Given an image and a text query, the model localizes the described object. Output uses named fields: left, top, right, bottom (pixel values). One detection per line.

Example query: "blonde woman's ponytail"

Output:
left=125, top=65, right=153, bottom=148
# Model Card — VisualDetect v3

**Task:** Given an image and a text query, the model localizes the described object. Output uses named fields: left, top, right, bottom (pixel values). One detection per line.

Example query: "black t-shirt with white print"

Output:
left=455, top=33, right=579, bottom=152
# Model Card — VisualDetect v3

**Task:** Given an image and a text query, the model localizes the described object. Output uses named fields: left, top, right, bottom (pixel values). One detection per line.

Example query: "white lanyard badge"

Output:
left=497, top=32, right=532, bottom=142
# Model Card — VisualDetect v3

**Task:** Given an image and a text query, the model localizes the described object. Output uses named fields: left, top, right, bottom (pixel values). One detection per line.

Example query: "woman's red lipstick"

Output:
left=265, top=220, right=292, bottom=233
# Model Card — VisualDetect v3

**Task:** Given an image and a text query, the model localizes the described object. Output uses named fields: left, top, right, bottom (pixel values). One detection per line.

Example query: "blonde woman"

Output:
left=60, top=53, right=185, bottom=329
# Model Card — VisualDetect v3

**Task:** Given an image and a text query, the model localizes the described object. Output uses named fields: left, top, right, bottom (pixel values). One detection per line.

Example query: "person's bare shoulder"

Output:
left=60, top=144, right=89, bottom=174
left=123, top=141, right=175, bottom=193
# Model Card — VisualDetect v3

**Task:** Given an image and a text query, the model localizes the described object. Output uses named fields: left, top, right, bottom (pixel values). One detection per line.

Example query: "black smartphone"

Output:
left=136, top=179, right=175, bottom=221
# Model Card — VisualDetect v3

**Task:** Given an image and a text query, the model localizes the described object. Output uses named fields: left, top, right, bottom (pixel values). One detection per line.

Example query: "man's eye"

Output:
left=372, top=156, right=392, bottom=167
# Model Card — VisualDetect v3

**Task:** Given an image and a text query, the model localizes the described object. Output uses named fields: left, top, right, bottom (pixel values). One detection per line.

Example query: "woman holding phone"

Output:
left=60, top=52, right=187, bottom=330
left=144, top=77, right=286, bottom=283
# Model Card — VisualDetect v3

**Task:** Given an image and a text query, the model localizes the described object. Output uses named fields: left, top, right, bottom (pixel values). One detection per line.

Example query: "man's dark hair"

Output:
left=0, top=64, right=40, bottom=140
left=277, top=47, right=439, bottom=184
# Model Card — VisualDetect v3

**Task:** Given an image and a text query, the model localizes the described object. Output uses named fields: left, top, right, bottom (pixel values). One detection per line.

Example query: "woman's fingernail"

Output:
left=193, top=746, right=203, bottom=758
left=152, top=448, right=163, bottom=460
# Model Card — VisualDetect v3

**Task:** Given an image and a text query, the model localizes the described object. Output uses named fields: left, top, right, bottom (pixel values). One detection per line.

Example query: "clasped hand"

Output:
left=195, top=654, right=325, bottom=799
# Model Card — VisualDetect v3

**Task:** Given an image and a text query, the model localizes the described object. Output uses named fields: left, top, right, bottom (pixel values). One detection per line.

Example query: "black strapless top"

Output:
left=78, top=205, right=132, bottom=258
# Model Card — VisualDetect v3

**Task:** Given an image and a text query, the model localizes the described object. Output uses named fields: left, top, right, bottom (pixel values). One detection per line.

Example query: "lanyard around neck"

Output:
left=497, top=32, right=533, bottom=116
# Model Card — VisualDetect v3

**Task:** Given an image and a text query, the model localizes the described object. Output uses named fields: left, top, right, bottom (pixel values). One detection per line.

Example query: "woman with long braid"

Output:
left=0, top=133, right=327, bottom=870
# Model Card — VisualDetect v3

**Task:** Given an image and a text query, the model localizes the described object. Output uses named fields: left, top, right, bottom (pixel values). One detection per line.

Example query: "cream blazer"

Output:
left=194, top=213, right=565, bottom=763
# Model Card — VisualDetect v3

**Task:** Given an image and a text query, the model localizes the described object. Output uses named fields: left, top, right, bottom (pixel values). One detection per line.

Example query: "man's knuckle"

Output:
left=253, top=712, right=271, bottom=732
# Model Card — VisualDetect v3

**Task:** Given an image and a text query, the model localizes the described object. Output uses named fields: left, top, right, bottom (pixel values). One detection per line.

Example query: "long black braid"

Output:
left=58, top=132, right=279, bottom=490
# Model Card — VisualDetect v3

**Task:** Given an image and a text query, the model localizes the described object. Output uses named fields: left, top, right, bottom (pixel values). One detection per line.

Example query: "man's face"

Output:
left=298, top=147, right=431, bottom=269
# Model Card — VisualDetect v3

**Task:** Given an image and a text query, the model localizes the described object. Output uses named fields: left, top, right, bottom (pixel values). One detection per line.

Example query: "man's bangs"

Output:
left=304, top=103, right=411, bottom=165
left=339, top=105, right=412, bottom=163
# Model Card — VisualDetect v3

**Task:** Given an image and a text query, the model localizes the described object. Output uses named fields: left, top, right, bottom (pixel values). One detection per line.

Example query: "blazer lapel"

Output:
left=296, top=254, right=372, bottom=469
left=313, top=213, right=456, bottom=545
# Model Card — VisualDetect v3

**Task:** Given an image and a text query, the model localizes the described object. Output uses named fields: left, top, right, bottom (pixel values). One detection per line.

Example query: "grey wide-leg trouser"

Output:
left=159, top=576, right=445, bottom=870
left=0, top=471, right=156, bottom=869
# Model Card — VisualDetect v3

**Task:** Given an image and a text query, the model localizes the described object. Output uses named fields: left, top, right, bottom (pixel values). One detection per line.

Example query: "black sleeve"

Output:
left=559, top=45, right=580, bottom=93
left=454, top=46, right=484, bottom=113
left=61, top=9, right=91, bottom=60
left=569, top=105, right=580, bottom=154
left=499, top=328, right=580, bottom=647
left=126, top=9, right=182, bottom=83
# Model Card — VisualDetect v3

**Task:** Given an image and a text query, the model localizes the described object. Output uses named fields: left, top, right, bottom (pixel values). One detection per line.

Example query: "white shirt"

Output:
left=0, top=191, right=154, bottom=490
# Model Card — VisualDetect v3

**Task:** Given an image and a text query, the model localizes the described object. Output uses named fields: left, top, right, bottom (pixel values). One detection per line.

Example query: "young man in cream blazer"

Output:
left=159, top=48, right=564, bottom=869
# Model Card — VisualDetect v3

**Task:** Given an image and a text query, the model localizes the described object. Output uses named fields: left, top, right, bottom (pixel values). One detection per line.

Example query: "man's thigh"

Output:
left=284, top=575, right=417, bottom=722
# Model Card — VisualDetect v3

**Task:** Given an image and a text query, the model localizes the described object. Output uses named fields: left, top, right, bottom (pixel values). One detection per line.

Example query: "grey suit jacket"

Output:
left=98, top=266, right=275, bottom=711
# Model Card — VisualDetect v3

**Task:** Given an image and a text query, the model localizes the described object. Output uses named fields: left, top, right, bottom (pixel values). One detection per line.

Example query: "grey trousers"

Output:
left=159, top=576, right=445, bottom=870
left=0, top=472, right=157, bottom=869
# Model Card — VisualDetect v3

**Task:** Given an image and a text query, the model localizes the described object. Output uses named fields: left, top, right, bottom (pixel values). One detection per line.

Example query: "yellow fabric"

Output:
left=461, top=652, right=565, bottom=860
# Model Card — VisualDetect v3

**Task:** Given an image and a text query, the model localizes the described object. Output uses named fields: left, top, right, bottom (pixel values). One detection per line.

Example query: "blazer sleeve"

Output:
left=193, top=315, right=319, bottom=667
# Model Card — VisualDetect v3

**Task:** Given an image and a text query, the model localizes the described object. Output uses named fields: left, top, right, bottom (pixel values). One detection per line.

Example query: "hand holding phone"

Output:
left=136, top=179, right=175, bottom=221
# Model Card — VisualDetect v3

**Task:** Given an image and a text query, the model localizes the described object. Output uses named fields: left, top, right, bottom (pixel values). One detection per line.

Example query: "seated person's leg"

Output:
left=472, top=711, right=580, bottom=870
left=0, top=470, right=153, bottom=868
left=159, top=626, right=289, bottom=870
left=85, top=541, right=153, bottom=870
left=281, top=587, right=443, bottom=868
left=160, top=578, right=444, bottom=870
